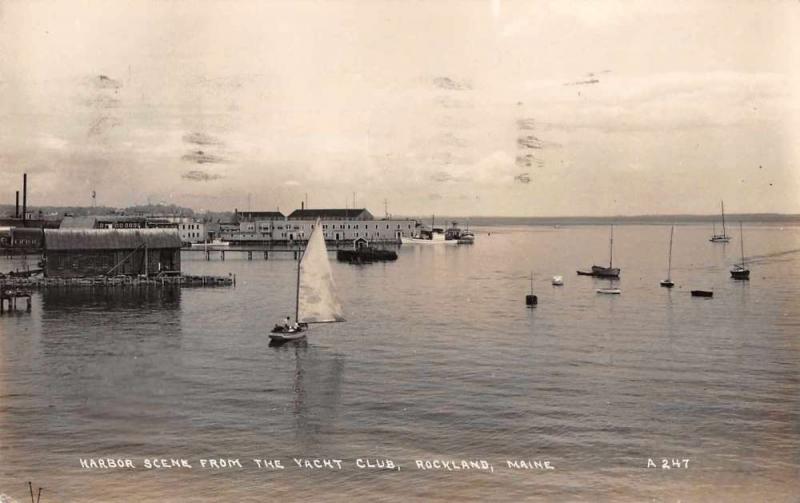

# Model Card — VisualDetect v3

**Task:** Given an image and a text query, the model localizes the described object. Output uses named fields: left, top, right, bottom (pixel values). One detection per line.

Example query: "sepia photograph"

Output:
left=1, top=0, right=799, bottom=501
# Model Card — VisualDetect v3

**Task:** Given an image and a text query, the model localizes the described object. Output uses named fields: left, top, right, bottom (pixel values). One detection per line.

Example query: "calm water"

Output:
left=1, top=224, right=799, bottom=502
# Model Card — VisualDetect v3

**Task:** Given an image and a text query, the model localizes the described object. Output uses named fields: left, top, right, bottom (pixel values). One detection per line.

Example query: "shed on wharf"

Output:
left=43, top=229, right=182, bottom=279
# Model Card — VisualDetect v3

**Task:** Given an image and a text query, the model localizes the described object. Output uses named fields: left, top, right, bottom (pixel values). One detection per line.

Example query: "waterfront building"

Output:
left=43, top=229, right=182, bottom=278
left=222, top=207, right=416, bottom=244
left=160, top=216, right=207, bottom=244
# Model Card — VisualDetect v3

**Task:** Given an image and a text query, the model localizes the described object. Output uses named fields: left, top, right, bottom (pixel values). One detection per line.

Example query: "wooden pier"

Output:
left=0, top=273, right=235, bottom=290
left=182, top=247, right=308, bottom=261
left=1, top=287, right=32, bottom=314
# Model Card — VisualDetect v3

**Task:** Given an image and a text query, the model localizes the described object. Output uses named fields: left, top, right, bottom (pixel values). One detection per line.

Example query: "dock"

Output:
left=1, top=287, right=32, bottom=314
left=0, top=274, right=235, bottom=290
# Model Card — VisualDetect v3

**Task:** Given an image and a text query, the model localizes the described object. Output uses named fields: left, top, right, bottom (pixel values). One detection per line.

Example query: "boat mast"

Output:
left=609, top=225, right=614, bottom=268
left=530, top=271, right=534, bottom=295
left=721, top=201, right=727, bottom=237
left=295, top=246, right=302, bottom=322
left=667, top=225, right=674, bottom=280
left=739, top=221, right=745, bottom=267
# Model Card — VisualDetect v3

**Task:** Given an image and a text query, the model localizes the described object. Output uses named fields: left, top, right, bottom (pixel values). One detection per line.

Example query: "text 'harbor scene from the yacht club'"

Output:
left=1, top=1, right=799, bottom=502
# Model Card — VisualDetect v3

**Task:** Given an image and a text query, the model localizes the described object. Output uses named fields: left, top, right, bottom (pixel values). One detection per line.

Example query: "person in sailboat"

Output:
left=284, top=316, right=292, bottom=331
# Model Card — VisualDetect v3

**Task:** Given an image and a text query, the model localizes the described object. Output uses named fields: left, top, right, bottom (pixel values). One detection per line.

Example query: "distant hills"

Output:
left=0, top=204, right=235, bottom=223
left=2, top=203, right=799, bottom=225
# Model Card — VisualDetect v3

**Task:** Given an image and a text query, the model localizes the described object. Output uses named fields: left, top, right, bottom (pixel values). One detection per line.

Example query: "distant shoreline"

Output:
left=401, top=214, right=800, bottom=226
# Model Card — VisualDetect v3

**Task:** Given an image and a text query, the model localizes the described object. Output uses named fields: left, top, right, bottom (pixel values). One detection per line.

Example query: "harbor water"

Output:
left=1, top=223, right=799, bottom=501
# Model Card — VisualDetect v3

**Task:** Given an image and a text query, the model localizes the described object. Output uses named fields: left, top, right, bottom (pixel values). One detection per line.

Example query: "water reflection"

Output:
left=270, top=340, right=345, bottom=449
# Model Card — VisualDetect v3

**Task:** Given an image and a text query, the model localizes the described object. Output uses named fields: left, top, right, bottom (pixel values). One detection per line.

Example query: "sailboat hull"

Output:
left=591, top=265, right=620, bottom=278
left=660, top=280, right=674, bottom=288
left=269, top=325, right=308, bottom=342
left=709, top=236, right=730, bottom=243
left=730, top=268, right=750, bottom=280
left=400, top=236, right=458, bottom=245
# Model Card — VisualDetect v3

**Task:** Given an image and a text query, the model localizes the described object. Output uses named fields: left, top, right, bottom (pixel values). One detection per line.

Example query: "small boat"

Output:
left=336, top=239, right=398, bottom=263
left=191, top=238, right=230, bottom=248
left=660, top=225, right=675, bottom=288
left=730, top=222, right=750, bottom=280
left=578, top=225, right=620, bottom=278
left=269, top=218, right=345, bottom=343
left=401, top=215, right=458, bottom=245
left=525, top=272, right=537, bottom=307
left=552, top=275, right=563, bottom=286
left=709, top=201, right=731, bottom=243
left=457, top=230, right=475, bottom=244
left=597, top=288, right=621, bottom=294
left=691, top=290, right=713, bottom=297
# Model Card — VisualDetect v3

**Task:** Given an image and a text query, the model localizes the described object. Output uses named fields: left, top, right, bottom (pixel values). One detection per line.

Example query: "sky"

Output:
left=1, top=0, right=799, bottom=216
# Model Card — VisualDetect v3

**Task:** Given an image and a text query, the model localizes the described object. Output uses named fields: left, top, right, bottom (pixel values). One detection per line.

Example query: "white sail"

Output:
left=297, top=220, right=345, bottom=323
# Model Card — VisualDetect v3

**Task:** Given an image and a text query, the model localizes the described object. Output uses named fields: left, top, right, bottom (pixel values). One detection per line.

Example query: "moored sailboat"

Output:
left=709, top=201, right=731, bottom=243
left=270, top=218, right=345, bottom=342
left=577, top=225, right=620, bottom=278
left=730, top=221, right=750, bottom=280
left=660, top=225, right=675, bottom=288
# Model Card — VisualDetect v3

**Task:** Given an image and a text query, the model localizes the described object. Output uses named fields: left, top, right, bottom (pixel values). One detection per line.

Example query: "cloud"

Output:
left=181, top=150, right=227, bottom=164
left=431, top=171, right=458, bottom=182
left=182, top=170, right=223, bottom=182
left=87, top=116, right=122, bottom=136
left=563, top=78, right=600, bottom=86
left=94, top=74, right=122, bottom=90
left=183, top=132, right=224, bottom=146
left=433, top=77, right=472, bottom=91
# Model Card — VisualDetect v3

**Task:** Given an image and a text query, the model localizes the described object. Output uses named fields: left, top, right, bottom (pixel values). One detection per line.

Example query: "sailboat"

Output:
left=730, top=221, right=750, bottom=280
left=660, top=225, right=675, bottom=288
left=269, top=219, right=345, bottom=342
left=577, top=225, right=620, bottom=278
left=710, top=201, right=731, bottom=242
left=525, top=272, right=538, bottom=307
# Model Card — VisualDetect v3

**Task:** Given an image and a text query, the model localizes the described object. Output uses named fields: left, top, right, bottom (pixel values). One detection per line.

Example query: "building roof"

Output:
left=59, top=216, right=98, bottom=228
left=287, top=208, right=372, bottom=220
left=236, top=210, right=285, bottom=220
left=44, top=229, right=182, bottom=251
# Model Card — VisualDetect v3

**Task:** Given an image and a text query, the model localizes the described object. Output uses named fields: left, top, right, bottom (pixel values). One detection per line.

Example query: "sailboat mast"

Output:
left=667, top=225, right=674, bottom=279
left=721, top=201, right=727, bottom=237
left=609, top=225, right=614, bottom=268
left=295, top=247, right=302, bottom=322
left=530, top=272, right=533, bottom=295
left=739, top=221, right=745, bottom=266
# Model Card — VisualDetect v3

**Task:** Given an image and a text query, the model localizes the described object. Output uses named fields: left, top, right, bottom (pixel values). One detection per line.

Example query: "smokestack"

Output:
left=15, top=191, right=19, bottom=218
left=22, top=173, right=27, bottom=224
left=301, top=201, right=304, bottom=210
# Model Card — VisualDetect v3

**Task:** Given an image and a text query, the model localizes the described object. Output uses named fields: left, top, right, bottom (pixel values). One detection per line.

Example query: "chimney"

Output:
left=15, top=191, right=19, bottom=218
left=301, top=201, right=304, bottom=210
left=22, top=173, right=27, bottom=224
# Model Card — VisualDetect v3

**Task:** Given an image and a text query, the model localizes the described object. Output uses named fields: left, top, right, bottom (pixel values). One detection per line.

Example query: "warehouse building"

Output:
left=43, top=229, right=182, bottom=278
